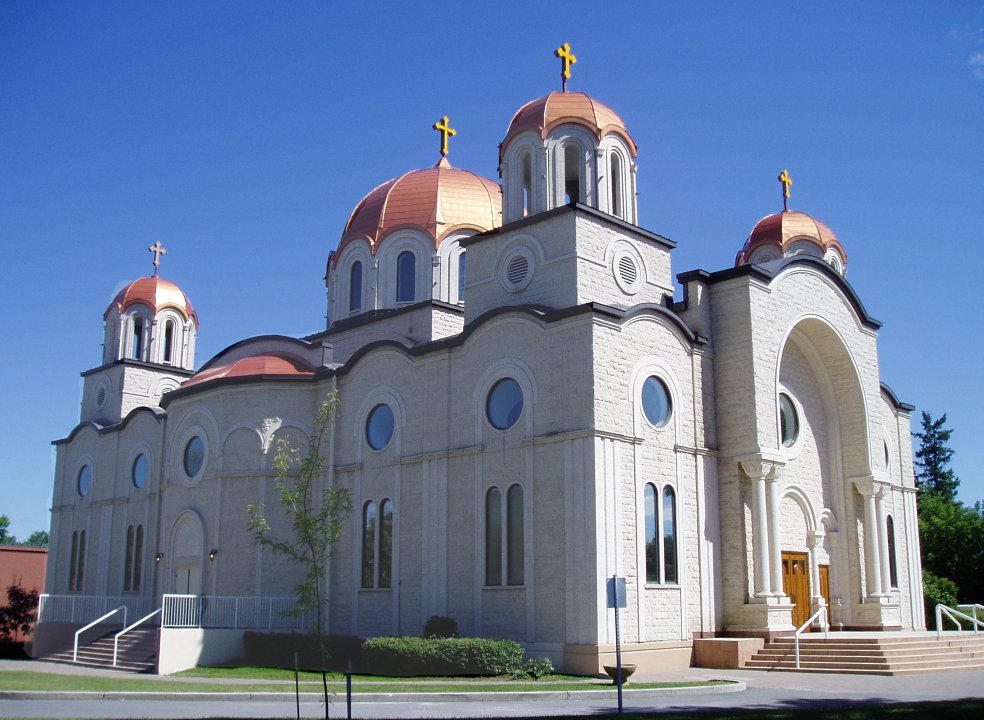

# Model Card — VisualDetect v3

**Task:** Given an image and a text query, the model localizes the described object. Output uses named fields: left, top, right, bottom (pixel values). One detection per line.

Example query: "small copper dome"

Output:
left=183, top=353, right=315, bottom=388
left=105, top=276, right=198, bottom=326
left=332, top=158, right=502, bottom=264
left=501, top=91, right=638, bottom=160
left=736, top=210, right=847, bottom=269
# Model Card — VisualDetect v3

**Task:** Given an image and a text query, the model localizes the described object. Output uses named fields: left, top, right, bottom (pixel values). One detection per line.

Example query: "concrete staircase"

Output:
left=42, top=625, right=158, bottom=673
left=746, top=633, right=984, bottom=675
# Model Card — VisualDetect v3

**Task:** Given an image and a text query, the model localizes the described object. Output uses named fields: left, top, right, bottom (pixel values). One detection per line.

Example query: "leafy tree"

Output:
left=247, top=393, right=352, bottom=715
left=0, top=585, right=39, bottom=642
left=22, top=531, right=48, bottom=547
left=914, top=411, right=959, bottom=500
left=0, top=515, right=14, bottom=545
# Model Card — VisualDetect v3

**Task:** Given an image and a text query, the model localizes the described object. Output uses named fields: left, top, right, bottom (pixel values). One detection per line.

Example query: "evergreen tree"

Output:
left=914, top=411, right=959, bottom=500
left=0, top=515, right=14, bottom=545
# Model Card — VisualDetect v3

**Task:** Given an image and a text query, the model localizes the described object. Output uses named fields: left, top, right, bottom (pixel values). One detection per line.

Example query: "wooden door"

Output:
left=819, top=564, right=830, bottom=608
left=782, top=551, right=811, bottom=629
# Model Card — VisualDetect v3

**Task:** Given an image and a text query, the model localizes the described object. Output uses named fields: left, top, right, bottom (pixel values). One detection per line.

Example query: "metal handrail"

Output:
left=794, top=606, right=829, bottom=669
left=73, top=606, right=126, bottom=662
left=113, top=608, right=161, bottom=667
left=936, top=603, right=984, bottom=639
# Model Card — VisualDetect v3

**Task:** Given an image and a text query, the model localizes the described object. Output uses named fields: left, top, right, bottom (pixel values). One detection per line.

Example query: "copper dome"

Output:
left=333, top=158, right=502, bottom=264
left=105, top=276, right=198, bottom=326
left=736, top=211, right=847, bottom=267
left=500, top=91, right=638, bottom=160
left=182, top=353, right=315, bottom=389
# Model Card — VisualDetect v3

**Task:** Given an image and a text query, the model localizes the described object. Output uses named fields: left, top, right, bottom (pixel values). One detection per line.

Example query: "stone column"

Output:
left=807, top=529, right=825, bottom=605
left=875, top=492, right=893, bottom=595
left=752, top=474, right=770, bottom=598
left=766, top=475, right=783, bottom=596
left=854, top=478, right=883, bottom=599
left=740, top=457, right=784, bottom=600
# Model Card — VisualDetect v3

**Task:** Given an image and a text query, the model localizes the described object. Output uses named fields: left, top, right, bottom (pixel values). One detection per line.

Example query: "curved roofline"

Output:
left=53, top=406, right=165, bottom=445
left=880, top=381, right=915, bottom=413
left=198, top=335, right=316, bottom=374
left=162, top=370, right=316, bottom=406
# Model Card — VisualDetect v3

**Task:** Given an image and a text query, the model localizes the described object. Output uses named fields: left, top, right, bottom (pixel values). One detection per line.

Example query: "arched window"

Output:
left=485, top=487, right=502, bottom=586
left=349, top=260, right=363, bottom=313
left=131, top=317, right=144, bottom=360
left=124, top=526, right=135, bottom=591
left=507, top=485, right=524, bottom=585
left=69, top=530, right=87, bottom=592
left=457, top=251, right=467, bottom=303
left=396, top=251, right=415, bottom=303
left=564, top=143, right=582, bottom=203
left=610, top=152, right=623, bottom=219
left=361, top=501, right=376, bottom=588
left=663, top=486, right=677, bottom=584
left=133, top=524, right=143, bottom=591
left=887, top=515, right=898, bottom=589
left=379, top=499, right=393, bottom=589
left=521, top=151, right=532, bottom=216
left=644, top=484, right=659, bottom=583
left=163, top=320, right=175, bottom=364
left=124, top=524, right=144, bottom=592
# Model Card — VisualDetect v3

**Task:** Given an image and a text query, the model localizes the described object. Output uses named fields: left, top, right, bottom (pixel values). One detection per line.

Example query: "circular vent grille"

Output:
left=612, top=249, right=642, bottom=294
left=96, top=388, right=106, bottom=407
left=507, top=255, right=529, bottom=285
left=618, top=255, right=638, bottom=285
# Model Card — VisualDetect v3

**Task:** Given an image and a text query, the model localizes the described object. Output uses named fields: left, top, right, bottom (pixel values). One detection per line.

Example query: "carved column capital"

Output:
left=738, top=452, right=786, bottom=481
left=807, top=530, right=826, bottom=548
left=852, top=475, right=886, bottom=498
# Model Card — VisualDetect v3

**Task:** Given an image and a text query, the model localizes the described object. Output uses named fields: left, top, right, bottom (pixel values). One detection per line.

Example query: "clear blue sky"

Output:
left=1, top=1, right=982, bottom=540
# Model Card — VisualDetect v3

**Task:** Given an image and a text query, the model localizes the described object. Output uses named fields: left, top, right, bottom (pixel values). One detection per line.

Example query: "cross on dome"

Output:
left=148, top=241, right=167, bottom=276
left=433, top=116, right=456, bottom=157
left=778, top=169, right=792, bottom=211
left=555, top=43, right=577, bottom=92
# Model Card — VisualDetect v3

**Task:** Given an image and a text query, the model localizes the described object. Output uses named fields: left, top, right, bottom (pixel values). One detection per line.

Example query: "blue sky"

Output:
left=1, top=1, right=982, bottom=540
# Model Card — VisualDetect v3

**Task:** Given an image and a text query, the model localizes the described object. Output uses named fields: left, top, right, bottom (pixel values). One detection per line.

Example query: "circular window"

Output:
left=365, top=403, right=395, bottom=450
left=77, top=465, right=92, bottom=497
left=183, top=436, right=205, bottom=477
left=486, top=378, right=523, bottom=430
left=641, top=376, right=672, bottom=427
left=132, top=453, right=149, bottom=489
left=96, top=387, right=107, bottom=408
left=779, top=393, right=799, bottom=447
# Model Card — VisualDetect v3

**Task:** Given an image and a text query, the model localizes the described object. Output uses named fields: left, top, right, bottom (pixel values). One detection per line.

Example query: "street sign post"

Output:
left=607, top=576, right=627, bottom=714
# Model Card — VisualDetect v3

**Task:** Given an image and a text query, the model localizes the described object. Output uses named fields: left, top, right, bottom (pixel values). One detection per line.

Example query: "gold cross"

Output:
left=148, top=241, right=167, bottom=276
left=433, top=116, right=456, bottom=157
left=778, top=169, right=792, bottom=211
left=555, top=43, right=577, bottom=92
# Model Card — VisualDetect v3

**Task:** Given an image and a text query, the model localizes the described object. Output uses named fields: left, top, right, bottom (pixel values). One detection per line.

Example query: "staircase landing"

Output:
left=41, top=626, right=158, bottom=674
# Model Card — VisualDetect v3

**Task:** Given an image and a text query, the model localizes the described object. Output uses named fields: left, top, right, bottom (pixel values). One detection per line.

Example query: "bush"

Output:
left=422, top=615, right=458, bottom=638
left=511, top=657, right=554, bottom=680
left=361, top=636, right=524, bottom=676
left=924, top=569, right=959, bottom=629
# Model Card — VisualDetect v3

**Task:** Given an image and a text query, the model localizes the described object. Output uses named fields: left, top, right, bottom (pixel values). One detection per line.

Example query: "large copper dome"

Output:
left=332, top=158, right=502, bottom=263
left=736, top=210, right=847, bottom=268
left=105, top=276, right=198, bottom=326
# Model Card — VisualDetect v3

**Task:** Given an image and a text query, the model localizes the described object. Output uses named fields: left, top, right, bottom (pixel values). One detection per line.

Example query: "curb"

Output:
left=0, top=681, right=745, bottom=703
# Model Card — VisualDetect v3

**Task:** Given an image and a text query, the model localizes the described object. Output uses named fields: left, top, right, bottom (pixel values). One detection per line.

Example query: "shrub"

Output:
left=511, top=657, right=554, bottom=680
left=422, top=615, right=458, bottom=638
left=923, top=569, right=959, bottom=629
left=361, top=636, right=524, bottom=676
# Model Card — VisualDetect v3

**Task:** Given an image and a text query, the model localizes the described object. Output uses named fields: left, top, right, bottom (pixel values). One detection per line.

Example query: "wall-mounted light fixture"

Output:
left=155, top=552, right=163, bottom=564
left=209, top=548, right=218, bottom=562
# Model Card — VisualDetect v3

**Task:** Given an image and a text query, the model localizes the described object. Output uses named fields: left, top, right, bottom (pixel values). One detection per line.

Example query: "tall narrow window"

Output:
left=485, top=488, right=502, bottom=585
left=361, top=501, right=376, bottom=588
left=163, top=320, right=175, bottom=364
left=396, top=251, right=415, bottom=303
left=131, top=317, right=144, bottom=360
left=133, top=524, right=144, bottom=591
left=69, top=531, right=79, bottom=592
left=887, top=515, right=898, bottom=589
left=349, top=261, right=363, bottom=313
left=521, top=151, right=532, bottom=216
left=507, top=485, right=524, bottom=585
left=76, top=530, right=87, bottom=592
left=457, top=252, right=467, bottom=303
left=610, top=152, right=623, bottom=218
left=564, top=143, right=582, bottom=203
left=124, top=525, right=135, bottom=591
left=644, top=484, right=659, bottom=583
left=379, top=499, right=393, bottom=589
left=663, top=486, right=678, bottom=584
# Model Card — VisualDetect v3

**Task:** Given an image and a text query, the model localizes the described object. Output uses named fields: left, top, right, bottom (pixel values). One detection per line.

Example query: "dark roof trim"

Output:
left=81, top=359, right=196, bottom=378
left=880, top=382, right=916, bottom=413
left=161, top=373, right=315, bottom=407
left=677, top=257, right=882, bottom=331
left=198, top=334, right=316, bottom=374
left=307, top=299, right=463, bottom=340
left=463, top=201, right=676, bottom=250
left=53, top=406, right=165, bottom=445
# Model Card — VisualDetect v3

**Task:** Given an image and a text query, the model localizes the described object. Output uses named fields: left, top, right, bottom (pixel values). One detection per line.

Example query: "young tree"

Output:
left=0, top=585, right=40, bottom=642
left=0, top=515, right=15, bottom=545
left=22, top=531, right=48, bottom=547
left=247, top=393, right=352, bottom=712
left=914, top=411, right=959, bottom=500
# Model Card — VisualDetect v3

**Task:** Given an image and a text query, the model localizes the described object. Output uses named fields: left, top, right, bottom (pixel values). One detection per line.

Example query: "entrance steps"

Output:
left=746, top=632, right=984, bottom=675
left=41, top=626, right=158, bottom=673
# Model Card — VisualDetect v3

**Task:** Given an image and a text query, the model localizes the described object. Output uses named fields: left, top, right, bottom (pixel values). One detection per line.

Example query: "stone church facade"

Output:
left=43, top=77, right=923, bottom=673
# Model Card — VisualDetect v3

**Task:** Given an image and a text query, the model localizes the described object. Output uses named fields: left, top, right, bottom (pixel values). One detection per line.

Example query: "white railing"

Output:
left=39, top=595, right=150, bottom=624
left=113, top=608, right=161, bottom=667
left=74, top=606, right=126, bottom=663
left=936, top=603, right=984, bottom=639
left=794, top=606, right=829, bottom=669
left=161, top=594, right=306, bottom=630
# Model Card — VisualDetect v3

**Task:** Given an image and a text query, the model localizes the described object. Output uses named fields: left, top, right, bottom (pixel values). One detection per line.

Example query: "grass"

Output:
left=573, top=702, right=984, bottom=719
left=0, top=670, right=728, bottom=694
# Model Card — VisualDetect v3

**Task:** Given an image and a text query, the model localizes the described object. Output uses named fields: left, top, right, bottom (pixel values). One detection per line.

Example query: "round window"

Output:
left=96, top=387, right=107, bottom=408
left=183, top=436, right=205, bottom=477
left=365, top=403, right=395, bottom=450
left=641, top=376, right=672, bottom=427
left=486, top=378, right=523, bottom=430
left=77, top=465, right=92, bottom=497
left=779, top=394, right=799, bottom=447
left=132, top=453, right=149, bottom=489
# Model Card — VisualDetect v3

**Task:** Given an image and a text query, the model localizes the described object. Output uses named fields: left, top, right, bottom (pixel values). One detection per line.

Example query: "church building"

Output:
left=41, top=48, right=924, bottom=673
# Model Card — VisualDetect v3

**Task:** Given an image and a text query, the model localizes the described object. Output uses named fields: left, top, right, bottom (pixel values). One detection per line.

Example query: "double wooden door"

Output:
left=781, top=551, right=831, bottom=629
